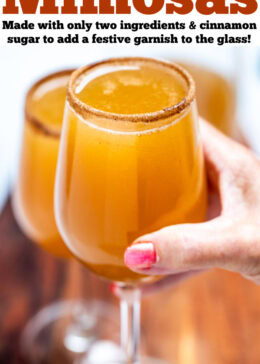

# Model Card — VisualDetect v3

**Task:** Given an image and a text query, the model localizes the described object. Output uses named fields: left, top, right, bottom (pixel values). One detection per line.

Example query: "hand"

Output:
left=124, top=120, right=260, bottom=293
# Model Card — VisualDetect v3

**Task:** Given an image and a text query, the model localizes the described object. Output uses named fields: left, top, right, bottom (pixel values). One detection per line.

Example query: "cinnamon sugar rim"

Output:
left=25, top=69, right=75, bottom=138
left=67, top=57, right=196, bottom=123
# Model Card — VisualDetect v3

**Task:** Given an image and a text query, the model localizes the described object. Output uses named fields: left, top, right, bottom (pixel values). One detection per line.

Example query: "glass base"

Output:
left=20, top=300, right=119, bottom=364
left=78, top=341, right=170, bottom=364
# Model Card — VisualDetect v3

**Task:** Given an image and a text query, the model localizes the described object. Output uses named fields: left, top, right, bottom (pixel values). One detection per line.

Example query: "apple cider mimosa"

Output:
left=55, top=58, right=207, bottom=283
left=14, top=70, right=72, bottom=258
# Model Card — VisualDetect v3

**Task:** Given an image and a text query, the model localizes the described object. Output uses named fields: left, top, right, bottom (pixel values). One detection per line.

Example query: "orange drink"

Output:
left=55, top=58, right=207, bottom=283
left=14, top=70, right=72, bottom=258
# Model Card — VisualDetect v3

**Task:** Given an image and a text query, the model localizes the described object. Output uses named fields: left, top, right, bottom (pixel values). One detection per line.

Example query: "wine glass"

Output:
left=13, top=70, right=73, bottom=258
left=13, top=70, right=118, bottom=363
left=55, top=57, right=207, bottom=363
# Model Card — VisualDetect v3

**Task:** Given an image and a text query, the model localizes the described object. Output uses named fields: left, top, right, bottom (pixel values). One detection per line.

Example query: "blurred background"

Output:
left=0, top=46, right=260, bottom=364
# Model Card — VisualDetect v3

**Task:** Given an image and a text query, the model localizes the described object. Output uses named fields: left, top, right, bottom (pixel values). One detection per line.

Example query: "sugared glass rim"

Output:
left=67, top=57, right=196, bottom=123
left=25, top=69, right=74, bottom=138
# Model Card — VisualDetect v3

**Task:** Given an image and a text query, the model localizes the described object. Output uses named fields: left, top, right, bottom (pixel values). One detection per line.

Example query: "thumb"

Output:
left=124, top=218, right=239, bottom=275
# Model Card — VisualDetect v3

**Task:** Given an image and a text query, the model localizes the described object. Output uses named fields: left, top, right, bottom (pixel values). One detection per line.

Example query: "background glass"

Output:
left=13, top=70, right=117, bottom=363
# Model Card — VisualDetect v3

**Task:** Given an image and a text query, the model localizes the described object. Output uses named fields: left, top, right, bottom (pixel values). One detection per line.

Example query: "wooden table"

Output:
left=1, top=199, right=260, bottom=364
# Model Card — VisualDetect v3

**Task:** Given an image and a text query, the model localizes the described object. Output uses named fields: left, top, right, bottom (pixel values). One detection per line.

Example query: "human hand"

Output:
left=124, top=120, right=260, bottom=292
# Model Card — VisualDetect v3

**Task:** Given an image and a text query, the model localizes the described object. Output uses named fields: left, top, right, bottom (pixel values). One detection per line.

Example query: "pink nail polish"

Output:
left=124, top=242, right=157, bottom=269
left=109, top=283, right=116, bottom=294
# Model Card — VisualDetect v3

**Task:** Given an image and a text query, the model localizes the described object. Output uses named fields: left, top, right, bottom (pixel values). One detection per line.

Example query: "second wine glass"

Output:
left=13, top=70, right=118, bottom=363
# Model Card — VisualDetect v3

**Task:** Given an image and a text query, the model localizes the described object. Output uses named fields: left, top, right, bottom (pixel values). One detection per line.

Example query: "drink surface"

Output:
left=77, top=63, right=186, bottom=114
left=56, top=61, right=207, bottom=283
left=14, top=73, right=71, bottom=258
left=29, top=78, right=67, bottom=128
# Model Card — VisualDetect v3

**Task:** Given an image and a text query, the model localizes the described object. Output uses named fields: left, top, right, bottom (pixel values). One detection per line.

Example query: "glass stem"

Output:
left=120, top=286, right=141, bottom=363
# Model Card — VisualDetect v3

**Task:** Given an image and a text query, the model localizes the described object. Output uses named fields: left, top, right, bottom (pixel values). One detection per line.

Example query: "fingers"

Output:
left=200, top=120, right=244, bottom=205
left=200, top=119, right=259, bottom=213
left=124, top=218, right=239, bottom=275
left=200, top=120, right=245, bottom=175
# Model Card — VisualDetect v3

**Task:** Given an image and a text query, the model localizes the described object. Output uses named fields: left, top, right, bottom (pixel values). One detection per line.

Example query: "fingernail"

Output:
left=109, top=283, right=116, bottom=294
left=124, top=242, right=157, bottom=269
left=109, top=283, right=120, bottom=297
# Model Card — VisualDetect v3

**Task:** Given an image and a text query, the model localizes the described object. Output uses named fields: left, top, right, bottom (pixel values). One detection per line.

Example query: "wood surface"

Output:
left=1, top=199, right=260, bottom=364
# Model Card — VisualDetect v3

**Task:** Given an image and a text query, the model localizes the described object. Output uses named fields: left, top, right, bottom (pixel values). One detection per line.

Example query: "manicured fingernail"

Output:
left=109, top=283, right=120, bottom=296
left=124, top=242, right=157, bottom=269
left=109, top=283, right=116, bottom=294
